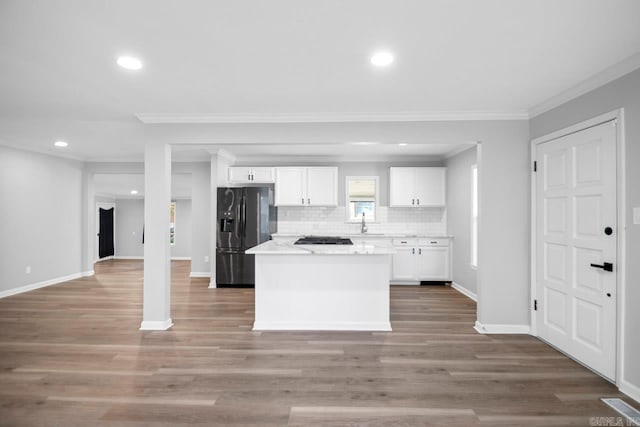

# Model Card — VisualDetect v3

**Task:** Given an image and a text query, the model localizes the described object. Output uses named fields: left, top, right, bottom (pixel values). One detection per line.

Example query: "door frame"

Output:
left=95, top=202, right=116, bottom=262
left=530, top=108, right=626, bottom=384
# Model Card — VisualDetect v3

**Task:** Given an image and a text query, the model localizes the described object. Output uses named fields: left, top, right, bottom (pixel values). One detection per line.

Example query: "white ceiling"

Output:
left=94, top=173, right=193, bottom=199
left=1, top=0, right=640, bottom=162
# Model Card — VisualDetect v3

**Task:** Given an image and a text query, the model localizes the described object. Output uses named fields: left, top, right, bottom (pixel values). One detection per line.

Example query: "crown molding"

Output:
left=529, top=52, right=640, bottom=118
left=136, top=110, right=529, bottom=124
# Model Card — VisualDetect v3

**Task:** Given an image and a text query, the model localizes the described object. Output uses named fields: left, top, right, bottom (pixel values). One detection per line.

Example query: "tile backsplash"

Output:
left=276, top=206, right=446, bottom=235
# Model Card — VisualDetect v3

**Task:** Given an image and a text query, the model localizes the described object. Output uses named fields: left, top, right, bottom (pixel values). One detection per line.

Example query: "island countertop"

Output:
left=246, top=240, right=396, bottom=255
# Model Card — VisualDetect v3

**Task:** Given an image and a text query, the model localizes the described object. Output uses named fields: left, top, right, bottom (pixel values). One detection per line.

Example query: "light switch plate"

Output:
left=634, top=207, right=640, bottom=225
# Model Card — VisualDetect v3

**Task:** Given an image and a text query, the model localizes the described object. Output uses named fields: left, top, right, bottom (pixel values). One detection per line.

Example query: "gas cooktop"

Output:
left=294, top=236, right=353, bottom=245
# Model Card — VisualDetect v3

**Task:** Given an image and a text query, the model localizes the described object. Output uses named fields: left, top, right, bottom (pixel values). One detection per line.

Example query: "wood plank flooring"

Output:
left=0, top=259, right=635, bottom=426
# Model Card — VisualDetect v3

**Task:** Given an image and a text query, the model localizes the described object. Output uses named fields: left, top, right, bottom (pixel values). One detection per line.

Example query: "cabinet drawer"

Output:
left=418, top=238, right=449, bottom=247
left=392, top=238, right=418, bottom=246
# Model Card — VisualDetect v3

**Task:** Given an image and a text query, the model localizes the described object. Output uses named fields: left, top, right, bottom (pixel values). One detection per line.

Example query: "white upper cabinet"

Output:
left=306, top=167, right=338, bottom=206
left=389, top=167, right=446, bottom=207
left=275, top=167, right=338, bottom=206
left=274, top=167, right=306, bottom=206
left=389, top=168, right=415, bottom=206
left=228, top=166, right=275, bottom=183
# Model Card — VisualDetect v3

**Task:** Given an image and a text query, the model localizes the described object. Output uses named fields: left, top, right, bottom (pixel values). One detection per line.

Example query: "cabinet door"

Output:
left=274, top=168, right=306, bottom=206
left=251, top=167, right=275, bottom=183
left=228, top=167, right=253, bottom=183
left=417, top=246, right=450, bottom=280
left=306, top=167, right=338, bottom=206
left=392, top=247, right=417, bottom=280
left=414, top=167, right=446, bottom=206
left=389, top=167, right=416, bottom=207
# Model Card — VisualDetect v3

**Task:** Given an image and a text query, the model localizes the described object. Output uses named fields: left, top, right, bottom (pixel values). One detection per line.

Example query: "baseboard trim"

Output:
left=451, top=282, right=477, bottom=302
left=95, top=256, right=115, bottom=263
left=0, top=272, right=84, bottom=299
left=113, top=256, right=143, bottom=260
left=139, top=319, right=174, bottom=331
left=190, top=272, right=211, bottom=278
left=208, top=281, right=217, bottom=289
left=253, top=321, right=392, bottom=332
left=474, top=321, right=531, bottom=334
left=172, top=257, right=191, bottom=261
left=619, top=379, right=640, bottom=405
left=82, top=270, right=95, bottom=277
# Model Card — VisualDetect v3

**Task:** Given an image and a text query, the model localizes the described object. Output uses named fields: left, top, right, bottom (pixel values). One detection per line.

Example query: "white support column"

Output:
left=140, top=142, right=173, bottom=330
left=209, top=153, right=218, bottom=288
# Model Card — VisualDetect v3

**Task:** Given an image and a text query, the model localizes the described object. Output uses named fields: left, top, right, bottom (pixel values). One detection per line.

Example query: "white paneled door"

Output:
left=535, top=120, right=617, bottom=380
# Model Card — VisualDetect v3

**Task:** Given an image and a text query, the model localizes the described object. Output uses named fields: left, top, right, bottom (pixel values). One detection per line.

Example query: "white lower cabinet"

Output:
left=417, top=246, right=450, bottom=280
left=391, top=238, right=451, bottom=283
left=392, top=246, right=417, bottom=281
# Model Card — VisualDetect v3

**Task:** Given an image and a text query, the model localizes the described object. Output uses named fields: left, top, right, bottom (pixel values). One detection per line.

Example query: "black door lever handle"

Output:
left=590, top=262, right=613, bottom=272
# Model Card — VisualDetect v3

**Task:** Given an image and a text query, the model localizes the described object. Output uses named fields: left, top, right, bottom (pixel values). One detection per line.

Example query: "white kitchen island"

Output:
left=246, top=240, right=395, bottom=331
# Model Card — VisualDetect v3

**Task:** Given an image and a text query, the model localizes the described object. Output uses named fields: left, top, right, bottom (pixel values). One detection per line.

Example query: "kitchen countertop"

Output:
left=270, top=233, right=452, bottom=239
left=246, top=240, right=396, bottom=255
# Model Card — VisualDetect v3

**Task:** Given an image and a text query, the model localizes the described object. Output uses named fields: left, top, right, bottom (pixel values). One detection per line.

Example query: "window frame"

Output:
left=344, top=176, right=379, bottom=223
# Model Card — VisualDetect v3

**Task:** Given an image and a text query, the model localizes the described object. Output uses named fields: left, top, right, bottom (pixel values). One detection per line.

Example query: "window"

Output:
left=471, top=164, right=478, bottom=268
left=169, top=201, right=176, bottom=245
left=345, top=176, right=379, bottom=222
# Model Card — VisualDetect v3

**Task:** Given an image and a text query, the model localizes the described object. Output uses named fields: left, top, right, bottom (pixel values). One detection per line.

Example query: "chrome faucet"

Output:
left=361, top=212, right=368, bottom=234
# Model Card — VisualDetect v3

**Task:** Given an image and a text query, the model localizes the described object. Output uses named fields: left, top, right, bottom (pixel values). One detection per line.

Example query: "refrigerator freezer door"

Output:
left=217, top=188, right=243, bottom=249
left=216, top=249, right=255, bottom=286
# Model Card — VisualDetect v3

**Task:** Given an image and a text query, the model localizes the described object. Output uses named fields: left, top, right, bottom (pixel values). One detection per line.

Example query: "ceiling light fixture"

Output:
left=350, top=141, right=379, bottom=146
left=117, top=56, right=143, bottom=70
left=130, top=190, right=138, bottom=195
left=54, top=141, right=68, bottom=148
left=371, top=51, right=394, bottom=67
left=398, top=143, right=408, bottom=147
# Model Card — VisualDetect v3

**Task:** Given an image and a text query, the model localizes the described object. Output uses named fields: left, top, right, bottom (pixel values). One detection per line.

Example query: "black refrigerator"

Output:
left=216, top=187, right=277, bottom=287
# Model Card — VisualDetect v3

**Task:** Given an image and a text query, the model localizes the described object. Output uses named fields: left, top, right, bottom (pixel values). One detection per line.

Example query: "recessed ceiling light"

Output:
left=371, top=51, right=394, bottom=67
left=117, top=56, right=143, bottom=70
left=130, top=190, right=138, bottom=195
left=54, top=141, right=68, bottom=148
left=398, top=143, right=408, bottom=147
left=350, top=141, right=379, bottom=146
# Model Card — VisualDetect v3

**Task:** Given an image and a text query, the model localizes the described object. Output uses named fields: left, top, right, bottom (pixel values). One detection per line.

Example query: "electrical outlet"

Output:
left=634, top=207, right=640, bottom=225
left=204, top=256, right=209, bottom=263
left=25, top=265, right=31, bottom=274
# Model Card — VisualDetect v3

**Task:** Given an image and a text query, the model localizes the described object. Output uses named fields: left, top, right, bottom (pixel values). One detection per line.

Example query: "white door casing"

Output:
left=535, top=120, right=617, bottom=380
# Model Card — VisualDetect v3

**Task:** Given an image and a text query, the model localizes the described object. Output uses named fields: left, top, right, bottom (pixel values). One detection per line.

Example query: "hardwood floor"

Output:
left=0, top=260, right=634, bottom=426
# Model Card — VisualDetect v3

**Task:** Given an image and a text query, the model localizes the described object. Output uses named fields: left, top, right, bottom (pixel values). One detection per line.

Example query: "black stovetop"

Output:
left=294, top=236, right=353, bottom=245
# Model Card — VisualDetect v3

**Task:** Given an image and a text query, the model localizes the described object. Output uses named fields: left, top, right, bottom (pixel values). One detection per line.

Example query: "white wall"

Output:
left=446, top=146, right=478, bottom=295
left=187, top=162, right=210, bottom=275
left=530, top=67, right=640, bottom=399
left=114, top=199, right=144, bottom=257
left=114, top=198, right=192, bottom=259
left=0, top=146, right=84, bottom=295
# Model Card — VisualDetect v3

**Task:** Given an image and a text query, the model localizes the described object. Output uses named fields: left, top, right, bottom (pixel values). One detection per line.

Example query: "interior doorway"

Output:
left=96, top=203, right=116, bottom=262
